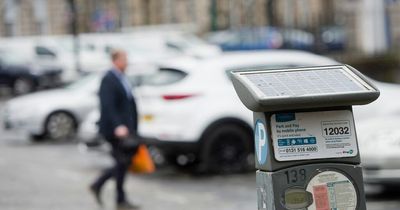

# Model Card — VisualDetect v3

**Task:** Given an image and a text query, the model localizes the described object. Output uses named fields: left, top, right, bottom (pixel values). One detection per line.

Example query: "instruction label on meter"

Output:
left=306, top=171, right=357, bottom=210
left=271, top=110, right=357, bottom=161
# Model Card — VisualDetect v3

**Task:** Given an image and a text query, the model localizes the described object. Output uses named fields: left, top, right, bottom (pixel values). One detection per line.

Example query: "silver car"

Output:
left=353, top=81, right=400, bottom=187
left=2, top=74, right=100, bottom=141
left=358, top=116, right=400, bottom=187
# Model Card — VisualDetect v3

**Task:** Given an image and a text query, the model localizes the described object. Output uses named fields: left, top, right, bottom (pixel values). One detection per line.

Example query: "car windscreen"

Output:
left=65, top=74, right=100, bottom=91
left=141, top=68, right=187, bottom=86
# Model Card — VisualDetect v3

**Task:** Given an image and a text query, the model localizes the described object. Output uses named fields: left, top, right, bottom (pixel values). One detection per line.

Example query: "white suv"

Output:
left=138, top=50, right=338, bottom=173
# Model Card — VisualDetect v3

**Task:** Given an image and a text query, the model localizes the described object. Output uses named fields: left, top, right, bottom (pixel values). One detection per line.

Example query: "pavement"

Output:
left=0, top=96, right=400, bottom=210
left=0, top=130, right=258, bottom=210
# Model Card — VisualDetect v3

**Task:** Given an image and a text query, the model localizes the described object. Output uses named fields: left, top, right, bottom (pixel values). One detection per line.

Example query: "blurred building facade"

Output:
left=0, top=0, right=70, bottom=35
left=0, top=0, right=399, bottom=54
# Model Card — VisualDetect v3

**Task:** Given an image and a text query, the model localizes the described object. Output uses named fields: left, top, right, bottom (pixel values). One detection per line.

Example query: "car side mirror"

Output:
left=35, top=46, right=57, bottom=59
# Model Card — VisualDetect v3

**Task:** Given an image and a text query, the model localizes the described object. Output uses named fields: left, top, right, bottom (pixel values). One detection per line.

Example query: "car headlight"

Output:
left=5, top=103, right=38, bottom=120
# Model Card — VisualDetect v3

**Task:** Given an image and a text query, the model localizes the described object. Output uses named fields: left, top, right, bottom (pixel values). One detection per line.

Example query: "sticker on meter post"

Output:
left=306, top=171, right=357, bottom=210
left=271, top=110, right=357, bottom=161
left=255, top=120, right=268, bottom=165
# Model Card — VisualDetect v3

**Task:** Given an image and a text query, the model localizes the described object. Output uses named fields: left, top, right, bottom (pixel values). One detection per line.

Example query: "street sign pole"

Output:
left=67, top=0, right=81, bottom=73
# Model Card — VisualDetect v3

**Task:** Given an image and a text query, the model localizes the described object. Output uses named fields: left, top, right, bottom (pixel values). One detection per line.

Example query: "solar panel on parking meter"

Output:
left=231, top=65, right=379, bottom=210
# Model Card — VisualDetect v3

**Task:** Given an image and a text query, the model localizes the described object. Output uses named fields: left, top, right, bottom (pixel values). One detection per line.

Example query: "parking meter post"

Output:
left=232, top=65, right=379, bottom=210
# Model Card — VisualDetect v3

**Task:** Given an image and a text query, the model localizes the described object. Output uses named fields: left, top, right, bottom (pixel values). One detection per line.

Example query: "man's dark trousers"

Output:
left=92, top=137, right=136, bottom=203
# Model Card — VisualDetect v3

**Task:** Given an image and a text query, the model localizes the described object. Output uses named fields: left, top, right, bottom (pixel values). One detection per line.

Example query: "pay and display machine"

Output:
left=231, top=65, right=379, bottom=210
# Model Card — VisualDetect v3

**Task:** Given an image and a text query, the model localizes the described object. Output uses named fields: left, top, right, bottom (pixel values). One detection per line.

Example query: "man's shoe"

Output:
left=117, top=201, right=141, bottom=210
left=89, top=185, right=103, bottom=206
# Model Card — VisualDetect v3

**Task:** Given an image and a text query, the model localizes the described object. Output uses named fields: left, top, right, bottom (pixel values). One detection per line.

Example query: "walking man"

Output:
left=90, top=49, right=140, bottom=210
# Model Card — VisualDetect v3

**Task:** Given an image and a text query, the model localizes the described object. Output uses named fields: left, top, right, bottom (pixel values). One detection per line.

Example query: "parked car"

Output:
left=2, top=62, right=156, bottom=141
left=357, top=116, right=400, bottom=187
left=351, top=81, right=400, bottom=187
left=0, top=37, right=74, bottom=83
left=0, top=49, right=62, bottom=95
left=152, top=31, right=222, bottom=58
left=140, top=51, right=340, bottom=173
left=2, top=73, right=101, bottom=141
left=280, top=28, right=315, bottom=51
left=78, top=50, right=338, bottom=173
left=120, top=28, right=222, bottom=58
left=320, top=26, right=346, bottom=52
left=79, top=31, right=221, bottom=70
left=353, top=80, right=400, bottom=121
left=207, top=27, right=318, bottom=52
left=206, top=27, right=283, bottom=51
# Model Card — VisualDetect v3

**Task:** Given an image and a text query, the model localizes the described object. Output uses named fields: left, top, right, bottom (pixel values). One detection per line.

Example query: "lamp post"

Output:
left=67, top=0, right=81, bottom=73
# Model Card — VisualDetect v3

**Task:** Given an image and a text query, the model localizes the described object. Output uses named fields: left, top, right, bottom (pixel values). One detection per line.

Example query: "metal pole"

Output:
left=4, top=0, right=18, bottom=36
left=68, top=0, right=81, bottom=73
left=117, top=0, right=130, bottom=29
left=229, top=0, right=239, bottom=29
left=188, top=0, right=196, bottom=24
left=210, top=0, right=218, bottom=31
left=164, top=0, right=172, bottom=23
left=266, top=0, right=275, bottom=26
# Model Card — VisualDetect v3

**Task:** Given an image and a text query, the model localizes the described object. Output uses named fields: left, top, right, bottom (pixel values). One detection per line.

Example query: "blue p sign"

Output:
left=255, top=120, right=268, bottom=165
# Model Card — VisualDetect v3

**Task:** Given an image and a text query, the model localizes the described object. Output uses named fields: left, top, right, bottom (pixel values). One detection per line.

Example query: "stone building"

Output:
left=0, top=0, right=340, bottom=35
left=0, top=0, right=399, bottom=54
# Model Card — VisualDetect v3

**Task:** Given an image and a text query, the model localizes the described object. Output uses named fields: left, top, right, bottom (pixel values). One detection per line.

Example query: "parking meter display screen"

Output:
left=244, top=68, right=368, bottom=98
left=283, top=188, right=312, bottom=209
left=285, top=192, right=306, bottom=204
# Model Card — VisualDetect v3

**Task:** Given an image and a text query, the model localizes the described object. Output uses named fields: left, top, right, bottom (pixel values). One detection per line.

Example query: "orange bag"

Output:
left=130, top=144, right=155, bottom=174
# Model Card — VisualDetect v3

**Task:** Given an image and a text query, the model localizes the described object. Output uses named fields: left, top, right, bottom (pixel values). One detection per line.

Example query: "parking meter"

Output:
left=231, top=65, right=379, bottom=210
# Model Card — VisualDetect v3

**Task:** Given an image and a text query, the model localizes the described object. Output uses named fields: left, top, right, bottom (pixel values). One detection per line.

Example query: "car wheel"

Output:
left=13, top=77, right=35, bottom=95
left=45, top=112, right=77, bottom=141
left=201, top=124, right=254, bottom=174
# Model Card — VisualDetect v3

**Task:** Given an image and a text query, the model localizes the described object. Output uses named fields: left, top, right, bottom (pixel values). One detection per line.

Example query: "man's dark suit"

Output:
left=92, top=69, right=138, bottom=204
left=98, top=70, right=138, bottom=139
